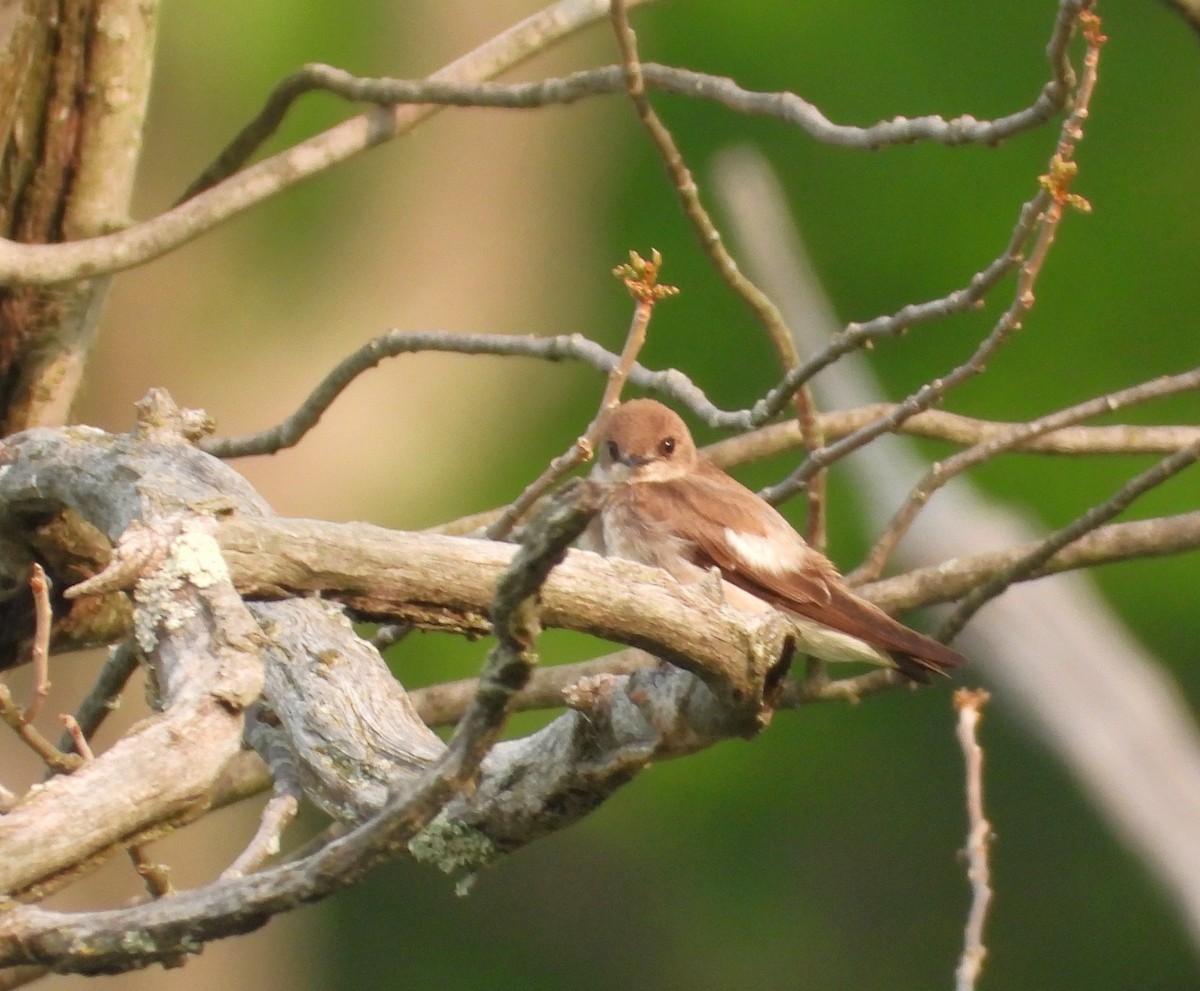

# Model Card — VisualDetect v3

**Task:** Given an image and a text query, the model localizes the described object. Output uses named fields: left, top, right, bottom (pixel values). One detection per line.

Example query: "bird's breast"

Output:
left=598, top=493, right=706, bottom=584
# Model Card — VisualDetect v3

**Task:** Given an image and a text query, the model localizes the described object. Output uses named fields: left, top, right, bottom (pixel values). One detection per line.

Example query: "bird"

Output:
left=586, top=398, right=964, bottom=682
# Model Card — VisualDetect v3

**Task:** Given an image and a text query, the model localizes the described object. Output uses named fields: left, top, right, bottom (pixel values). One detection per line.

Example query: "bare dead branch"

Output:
left=0, top=725, right=479, bottom=973
left=0, top=0, right=1087, bottom=292
left=939, top=437, right=1200, bottom=641
left=954, top=689, right=994, bottom=991
left=413, top=648, right=915, bottom=728
left=868, top=511, right=1200, bottom=613
left=461, top=479, right=604, bottom=761
left=0, top=517, right=264, bottom=897
left=215, top=515, right=829, bottom=702
left=415, top=504, right=1200, bottom=727
left=199, top=329, right=711, bottom=459
left=764, top=5, right=1103, bottom=504
left=0, top=682, right=81, bottom=774
left=411, top=649, right=652, bottom=727
left=855, top=367, right=1200, bottom=582
left=60, top=714, right=176, bottom=902
left=703, top=408, right=1200, bottom=466
left=57, top=714, right=93, bottom=760
left=221, top=793, right=299, bottom=881
left=128, top=846, right=175, bottom=902
left=178, top=0, right=1083, bottom=206
left=743, top=200, right=1032, bottom=430
left=0, top=454, right=603, bottom=974
left=0, top=0, right=657, bottom=288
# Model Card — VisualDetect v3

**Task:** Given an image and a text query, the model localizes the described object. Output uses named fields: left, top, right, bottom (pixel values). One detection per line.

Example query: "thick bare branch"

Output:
left=0, top=514, right=264, bottom=898
left=0, top=0, right=159, bottom=432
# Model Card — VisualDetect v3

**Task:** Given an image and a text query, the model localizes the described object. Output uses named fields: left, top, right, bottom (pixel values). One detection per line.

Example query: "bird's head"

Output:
left=593, top=399, right=698, bottom=483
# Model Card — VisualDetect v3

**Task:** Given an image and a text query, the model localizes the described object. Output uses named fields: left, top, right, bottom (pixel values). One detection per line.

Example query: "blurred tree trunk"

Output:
left=0, top=0, right=156, bottom=432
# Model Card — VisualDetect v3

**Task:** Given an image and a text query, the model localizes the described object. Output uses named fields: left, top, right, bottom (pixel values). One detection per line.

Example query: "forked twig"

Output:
left=54, top=644, right=140, bottom=758
left=763, top=7, right=1104, bottom=505
left=0, top=683, right=81, bottom=774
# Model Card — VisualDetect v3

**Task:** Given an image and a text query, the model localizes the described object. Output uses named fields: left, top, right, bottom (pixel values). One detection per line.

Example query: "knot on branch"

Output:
left=133, top=389, right=216, bottom=444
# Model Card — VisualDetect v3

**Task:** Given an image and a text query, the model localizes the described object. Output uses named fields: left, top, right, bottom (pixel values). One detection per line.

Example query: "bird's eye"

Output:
left=659, top=437, right=676, bottom=457
left=606, top=440, right=620, bottom=461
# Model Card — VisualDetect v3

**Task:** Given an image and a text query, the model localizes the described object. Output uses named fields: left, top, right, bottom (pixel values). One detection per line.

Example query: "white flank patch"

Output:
left=723, top=527, right=805, bottom=575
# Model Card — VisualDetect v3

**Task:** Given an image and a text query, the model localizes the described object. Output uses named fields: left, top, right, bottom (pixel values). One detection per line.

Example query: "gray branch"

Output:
left=0, top=393, right=799, bottom=973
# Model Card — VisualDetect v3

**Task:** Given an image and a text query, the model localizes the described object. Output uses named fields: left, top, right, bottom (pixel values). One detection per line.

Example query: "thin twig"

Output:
left=199, top=322, right=1200, bottom=465
left=22, top=564, right=52, bottom=725
left=763, top=5, right=1103, bottom=505
left=954, top=689, right=993, bottom=991
left=703, top=408, right=1200, bottom=466
left=744, top=192, right=1041, bottom=428
left=411, top=648, right=912, bottom=727
left=128, top=848, right=175, bottom=902
left=224, top=706, right=305, bottom=879
left=854, top=367, right=1200, bottom=583
left=938, top=437, right=1200, bottom=641
left=58, top=715, right=95, bottom=760
left=54, top=643, right=140, bottom=758
left=0, top=0, right=659, bottom=288
left=200, top=330, right=709, bottom=459
left=608, top=0, right=828, bottom=551
left=0, top=0, right=1088, bottom=288
left=0, top=684, right=82, bottom=773
left=867, top=510, right=1200, bottom=613
left=484, top=252, right=673, bottom=541
left=177, top=0, right=1083, bottom=206
left=221, top=793, right=299, bottom=880
left=412, top=649, right=652, bottom=727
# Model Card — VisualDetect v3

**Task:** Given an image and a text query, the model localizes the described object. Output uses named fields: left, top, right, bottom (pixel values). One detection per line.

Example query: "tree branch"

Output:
left=855, top=367, right=1200, bottom=582
left=0, top=0, right=656, bottom=288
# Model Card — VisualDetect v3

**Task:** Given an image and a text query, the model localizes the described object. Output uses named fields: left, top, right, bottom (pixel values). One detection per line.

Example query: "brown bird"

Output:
left=587, top=398, right=964, bottom=682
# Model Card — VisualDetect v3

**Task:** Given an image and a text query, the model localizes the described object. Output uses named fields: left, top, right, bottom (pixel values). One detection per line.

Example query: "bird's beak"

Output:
left=620, top=453, right=652, bottom=468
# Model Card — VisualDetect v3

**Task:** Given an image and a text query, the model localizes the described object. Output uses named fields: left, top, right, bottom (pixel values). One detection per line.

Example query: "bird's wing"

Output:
left=628, top=461, right=839, bottom=608
left=632, top=461, right=963, bottom=680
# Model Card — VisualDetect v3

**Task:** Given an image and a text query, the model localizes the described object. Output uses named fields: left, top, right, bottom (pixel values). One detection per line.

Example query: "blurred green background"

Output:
left=59, top=1, right=1200, bottom=988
